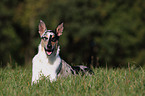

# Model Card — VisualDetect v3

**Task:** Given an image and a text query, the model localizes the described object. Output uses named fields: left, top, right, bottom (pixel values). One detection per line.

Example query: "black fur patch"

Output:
left=71, top=66, right=94, bottom=75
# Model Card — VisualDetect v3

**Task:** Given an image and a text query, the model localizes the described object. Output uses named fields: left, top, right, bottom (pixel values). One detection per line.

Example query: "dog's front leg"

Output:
left=31, top=67, right=40, bottom=85
left=49, top=73, right=57, bottom=82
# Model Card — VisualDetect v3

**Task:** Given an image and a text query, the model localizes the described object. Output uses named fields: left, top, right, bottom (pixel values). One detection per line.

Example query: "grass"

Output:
left=0, top=65, right=144, bottom=96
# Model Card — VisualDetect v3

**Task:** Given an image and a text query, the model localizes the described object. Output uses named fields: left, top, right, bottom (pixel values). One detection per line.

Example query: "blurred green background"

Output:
left=0, top=0, right=145, bottom=67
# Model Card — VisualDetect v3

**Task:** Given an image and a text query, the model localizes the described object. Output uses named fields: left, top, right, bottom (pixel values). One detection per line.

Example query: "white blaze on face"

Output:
left=42, top=31, right=54, bottom=40
left=47, top=33, right=54, bottom=41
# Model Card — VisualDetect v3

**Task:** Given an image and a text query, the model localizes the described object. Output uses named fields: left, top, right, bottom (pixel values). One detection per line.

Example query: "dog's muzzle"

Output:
left=43, top=39, right=56, bottom=56
left=44, top=48, right=54, bottom=56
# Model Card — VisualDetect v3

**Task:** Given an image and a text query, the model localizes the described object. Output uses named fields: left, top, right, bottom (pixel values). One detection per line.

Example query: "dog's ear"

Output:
left=56, top=23, right=63, bottom=36
left=39, top=20, right=46, bottom=36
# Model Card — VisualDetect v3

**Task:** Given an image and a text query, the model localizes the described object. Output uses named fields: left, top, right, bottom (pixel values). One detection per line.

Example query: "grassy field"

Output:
left=0, top=65, right=144, bottom=96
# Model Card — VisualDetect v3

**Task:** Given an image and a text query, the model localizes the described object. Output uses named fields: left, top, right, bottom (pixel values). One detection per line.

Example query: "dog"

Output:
left=31, top=20, right=93, bottom=85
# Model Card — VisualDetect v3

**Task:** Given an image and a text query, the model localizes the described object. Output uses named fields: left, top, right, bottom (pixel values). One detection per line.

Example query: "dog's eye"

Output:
left=42, top=37, right=48, bottom=41
left=51, top=37, right=56, bottom=42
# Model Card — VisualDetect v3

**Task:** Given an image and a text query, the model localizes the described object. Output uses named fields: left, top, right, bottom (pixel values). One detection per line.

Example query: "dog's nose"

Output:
left=47, top=43, right=52, bottom=48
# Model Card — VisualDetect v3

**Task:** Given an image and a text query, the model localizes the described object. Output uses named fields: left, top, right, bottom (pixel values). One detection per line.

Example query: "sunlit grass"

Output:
left=0, top=65, right=144, bottom=96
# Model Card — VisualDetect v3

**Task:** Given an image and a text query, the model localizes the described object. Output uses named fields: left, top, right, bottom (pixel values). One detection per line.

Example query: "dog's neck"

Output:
left=38, top=44, right=60, bottom=64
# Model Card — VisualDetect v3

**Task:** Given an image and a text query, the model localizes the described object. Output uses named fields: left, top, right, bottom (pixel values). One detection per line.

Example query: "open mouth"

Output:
left=44, top=48, right=54, bottom=56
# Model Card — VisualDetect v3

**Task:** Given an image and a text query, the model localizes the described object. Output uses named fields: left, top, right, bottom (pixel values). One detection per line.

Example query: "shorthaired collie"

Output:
left=31, top=20, right=93, bottom=85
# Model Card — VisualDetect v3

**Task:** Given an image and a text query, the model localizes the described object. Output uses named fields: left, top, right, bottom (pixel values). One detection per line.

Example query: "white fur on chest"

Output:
left=31, top=44, right=61, bottom=85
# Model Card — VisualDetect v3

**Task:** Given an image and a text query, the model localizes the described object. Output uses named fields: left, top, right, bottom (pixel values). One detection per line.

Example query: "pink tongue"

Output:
left=47, top=52, right=52, bottom=55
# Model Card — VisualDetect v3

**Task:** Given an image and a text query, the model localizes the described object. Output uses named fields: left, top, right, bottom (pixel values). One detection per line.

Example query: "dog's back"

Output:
left=58, top=60, right=94, bottom=77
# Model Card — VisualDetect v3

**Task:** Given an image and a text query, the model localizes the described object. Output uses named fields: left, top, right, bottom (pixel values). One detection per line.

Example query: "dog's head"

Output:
left=38, top=20, right=63, bottom=56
